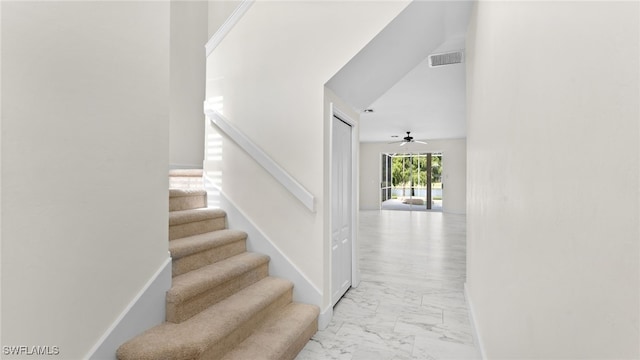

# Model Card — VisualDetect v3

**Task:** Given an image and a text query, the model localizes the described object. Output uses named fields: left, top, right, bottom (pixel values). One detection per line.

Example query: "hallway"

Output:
left=297, top=210, right=480, bottom=359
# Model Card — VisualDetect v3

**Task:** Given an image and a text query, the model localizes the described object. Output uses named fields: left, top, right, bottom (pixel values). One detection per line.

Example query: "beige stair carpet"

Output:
left=117, top=176, right=318, bottom=360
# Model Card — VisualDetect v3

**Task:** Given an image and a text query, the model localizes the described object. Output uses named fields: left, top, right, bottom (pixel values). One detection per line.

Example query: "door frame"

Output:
left=329, top=103, right=360, bottom=303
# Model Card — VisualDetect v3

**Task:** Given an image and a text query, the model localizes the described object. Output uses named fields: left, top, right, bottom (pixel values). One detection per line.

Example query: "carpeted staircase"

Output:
left=116, top=170, right=319, bottom=360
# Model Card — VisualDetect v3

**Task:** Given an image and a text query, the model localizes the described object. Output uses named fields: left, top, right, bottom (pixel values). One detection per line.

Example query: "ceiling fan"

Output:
left=389, top=131, right=428, bottom=146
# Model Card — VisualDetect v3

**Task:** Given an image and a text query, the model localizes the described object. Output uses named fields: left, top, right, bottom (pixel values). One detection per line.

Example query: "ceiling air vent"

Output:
left=429, top=51, right=464, bottom=67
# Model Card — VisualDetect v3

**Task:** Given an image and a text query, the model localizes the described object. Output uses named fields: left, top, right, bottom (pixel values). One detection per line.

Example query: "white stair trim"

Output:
left=205, top=0, right=255, bottom=57
left=204, top=105, right=316, bottom=212
left=318, top=305, right=333, bottom=331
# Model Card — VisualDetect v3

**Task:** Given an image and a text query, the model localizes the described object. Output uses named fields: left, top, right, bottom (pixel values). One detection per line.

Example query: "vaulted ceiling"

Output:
left=326, top=0, right=473, bottom=143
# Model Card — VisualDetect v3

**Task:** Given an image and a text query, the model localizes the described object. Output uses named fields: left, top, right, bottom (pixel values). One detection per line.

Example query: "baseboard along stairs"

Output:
left=116, top=169, right=319, bottom=360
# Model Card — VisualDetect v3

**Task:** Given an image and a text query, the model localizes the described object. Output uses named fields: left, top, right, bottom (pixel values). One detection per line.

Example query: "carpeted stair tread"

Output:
left=116, top=277, right=293, bottom=360
left=169, top=169, right=204, bottom=177
left=169, top=208, right=226, bottom=226
left=169, top=208, right=227, bottom=239
left=170, top=229, right=248, bottom=277
left=169, top=189, right=207, bottom=211
left=169, top=188, right=207, bottom=197
left=166, top=252, right=271, bottom=323
left=220, top=302, right=320, bottom=360
left=168, top=252, right=269, bottom=304
left=169, top=229, right=247, bottom=259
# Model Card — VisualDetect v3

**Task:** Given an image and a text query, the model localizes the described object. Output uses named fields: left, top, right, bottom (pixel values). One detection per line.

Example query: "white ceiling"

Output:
left=326, top=0, right=473, bottom=143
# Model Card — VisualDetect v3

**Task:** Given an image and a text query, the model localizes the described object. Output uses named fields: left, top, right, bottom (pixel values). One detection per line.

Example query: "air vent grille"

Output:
left=429, top=51, right=464, bottom=67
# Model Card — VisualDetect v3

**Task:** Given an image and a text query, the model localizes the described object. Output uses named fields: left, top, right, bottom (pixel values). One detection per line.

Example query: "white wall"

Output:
left=208, top=0, right=242, bottom=39
left=170, top=0, right=208, bottom=168
left=205, top=0, right=409, bottom=310
left=0, top=0, right=3, bottom=346
left=466, top=2, right=639, bottom=358
left=360, top=139, right=466, bottom=214
left=1, top=2, right=170, bottom=358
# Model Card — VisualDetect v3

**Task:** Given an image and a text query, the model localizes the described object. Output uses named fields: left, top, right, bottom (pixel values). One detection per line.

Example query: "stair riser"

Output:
left=197, top=288, right=294, bottom=360
left=220, top=303, right=320, bottom=360
left=166, top=263, right=269, bottom=323
left=169, top=218, right=226, bottom=240
left=170, top=195, right=207, bottom=211
left=279, top=317, right=318, bottom=360
left=172, top=241, right=247, bottom=277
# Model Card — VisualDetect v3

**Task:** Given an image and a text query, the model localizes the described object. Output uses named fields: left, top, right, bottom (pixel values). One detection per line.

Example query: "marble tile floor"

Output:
left=296, top=210, right=480, bottom=360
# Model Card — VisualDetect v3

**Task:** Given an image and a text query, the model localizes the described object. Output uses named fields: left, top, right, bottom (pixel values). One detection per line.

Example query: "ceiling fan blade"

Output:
left=399, top=142, right=408, bottom=147
left=415, top=140, right=428, bottom=144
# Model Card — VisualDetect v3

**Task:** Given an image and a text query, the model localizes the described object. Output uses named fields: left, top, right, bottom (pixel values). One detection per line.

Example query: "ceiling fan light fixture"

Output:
left=388, top=131, right=428, bottom=146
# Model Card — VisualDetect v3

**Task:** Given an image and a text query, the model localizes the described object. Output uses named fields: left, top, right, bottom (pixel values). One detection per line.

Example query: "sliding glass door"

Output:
left=380, top=152, right=442, bottom=211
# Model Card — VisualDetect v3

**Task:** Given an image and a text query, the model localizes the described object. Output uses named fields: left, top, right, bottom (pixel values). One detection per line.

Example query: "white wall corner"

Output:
left=86, top=257, right=172, bottom=360
left=464, top=282, right=487, bottom=360
left=318, top=304, right=334, bottom=331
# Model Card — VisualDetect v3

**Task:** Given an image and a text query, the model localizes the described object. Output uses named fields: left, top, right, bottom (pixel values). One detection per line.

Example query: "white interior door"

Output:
left=331, top=116, right=352, bottom=305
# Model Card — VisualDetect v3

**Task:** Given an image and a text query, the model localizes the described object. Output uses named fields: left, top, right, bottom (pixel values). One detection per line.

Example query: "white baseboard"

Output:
left=464, top=282, right=487, bottom=360
left=318, top=305, right=333, bottom=330
left=87, top=257, right=172, bottom=360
